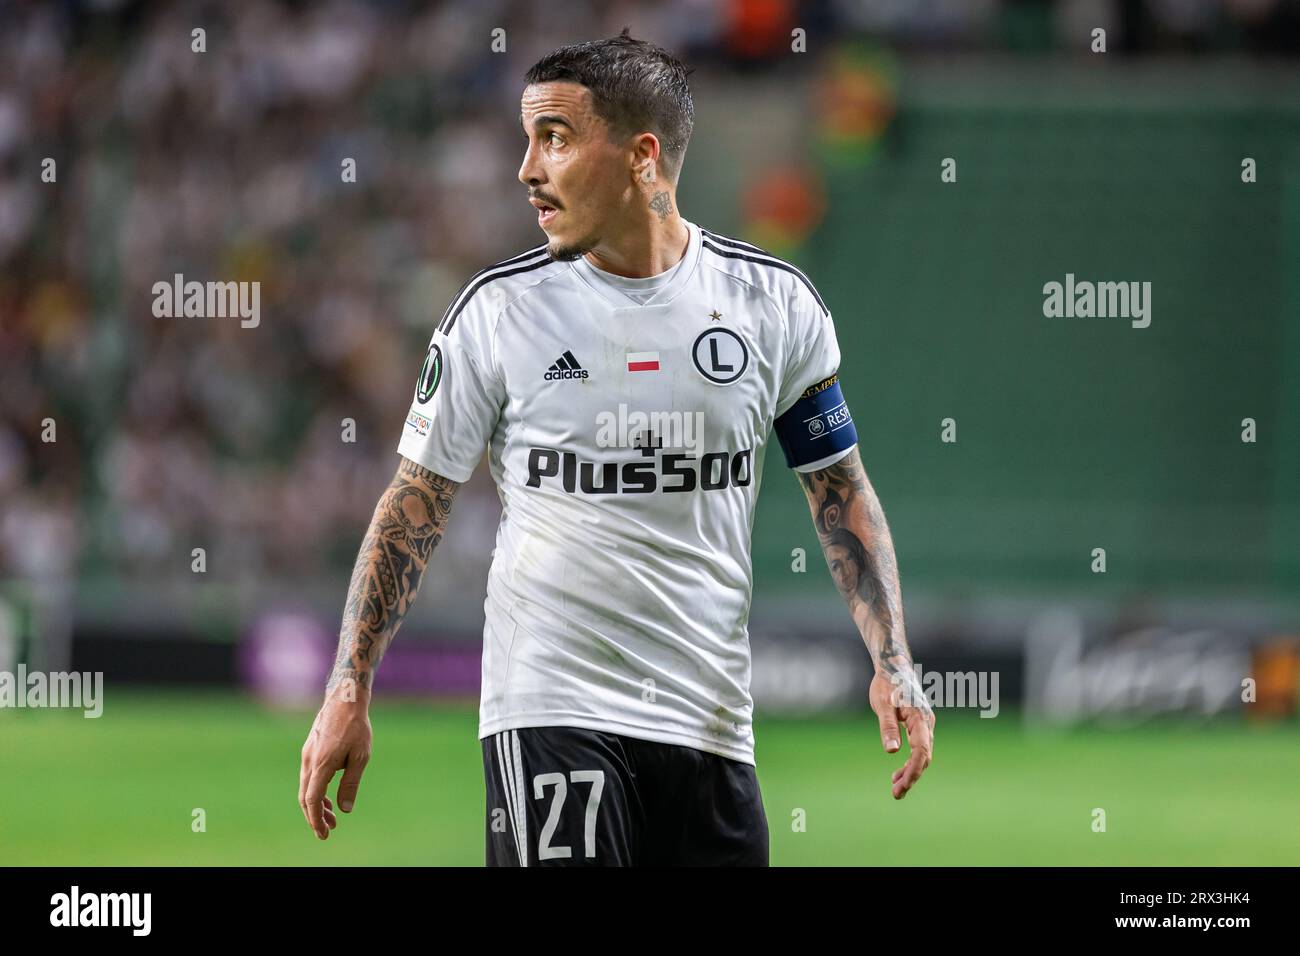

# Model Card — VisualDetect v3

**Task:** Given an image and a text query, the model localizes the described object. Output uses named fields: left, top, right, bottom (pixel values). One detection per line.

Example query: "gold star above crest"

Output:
left=708, top=310, right=723, bottom=322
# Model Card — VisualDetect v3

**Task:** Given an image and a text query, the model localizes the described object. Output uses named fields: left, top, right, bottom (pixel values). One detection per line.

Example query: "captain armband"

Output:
left=773, top=372, right=858, bottom=470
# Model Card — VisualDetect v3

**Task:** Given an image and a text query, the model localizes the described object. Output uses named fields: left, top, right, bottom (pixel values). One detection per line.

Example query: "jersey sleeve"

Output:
left=772, top=276, right=859, bottom=472
left=396, top=291, right=505, bottom=483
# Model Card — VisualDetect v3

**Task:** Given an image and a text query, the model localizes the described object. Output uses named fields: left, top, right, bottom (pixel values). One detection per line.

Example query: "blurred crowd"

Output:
left=1, top=0, right=1298, bottom=588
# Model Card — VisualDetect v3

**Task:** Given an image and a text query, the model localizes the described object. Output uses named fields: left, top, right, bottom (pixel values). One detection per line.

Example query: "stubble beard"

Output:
left=545, top=221, right=599, bottom=262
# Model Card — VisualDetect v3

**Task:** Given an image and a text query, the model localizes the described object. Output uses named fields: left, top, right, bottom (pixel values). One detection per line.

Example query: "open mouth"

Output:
left=530, top=198, right=559, bottom=225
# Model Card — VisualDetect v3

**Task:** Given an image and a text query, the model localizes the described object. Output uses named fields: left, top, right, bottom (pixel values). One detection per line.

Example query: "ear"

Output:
left=631, top=131, right=661, bottom=185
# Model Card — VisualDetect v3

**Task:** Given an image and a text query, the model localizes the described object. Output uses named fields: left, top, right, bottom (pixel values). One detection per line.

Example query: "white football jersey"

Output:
left=397, top=218, right=857, bottom=763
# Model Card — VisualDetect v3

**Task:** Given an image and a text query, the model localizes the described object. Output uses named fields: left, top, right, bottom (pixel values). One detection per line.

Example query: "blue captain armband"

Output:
left=774, top=373, right=858, bottom=470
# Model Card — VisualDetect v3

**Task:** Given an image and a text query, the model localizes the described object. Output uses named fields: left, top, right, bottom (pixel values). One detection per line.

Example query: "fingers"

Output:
left=868, top=672, right=902, bottom=753
left=892, top=755, right=923, bottom=799
left=335, top=752, right=369, bottom=813
left=301, top=764, right=333, bottom=840
left=298, top=750, right=310, bottom=824
left=298, top=782, right=339, bottom=835
left=299, top=751, right=362, bottom=838
left=299, top=703, right=373, bottom=841
left=299, top=717, right=325, bottom=837
left=322, top=796, right=337, bottom=830
left=890, top=707, right=935, bottom=801
left=876, top=708, right=901, bottom=754
left=298, top=744, right=319, bottom=835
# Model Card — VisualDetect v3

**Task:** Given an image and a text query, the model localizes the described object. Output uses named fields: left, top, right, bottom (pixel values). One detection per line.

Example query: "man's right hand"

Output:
left=299, top=685, right=373, bottom=840
left=299, top=458, right=458, bottom=840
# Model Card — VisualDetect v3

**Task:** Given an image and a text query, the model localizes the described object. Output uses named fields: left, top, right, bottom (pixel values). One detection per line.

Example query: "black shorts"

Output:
left=482, top=726, right=769, bottom=866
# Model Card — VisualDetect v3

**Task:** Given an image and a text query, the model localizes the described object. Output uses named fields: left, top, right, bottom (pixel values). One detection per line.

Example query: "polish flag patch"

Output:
left=626, top=350, right=660, bottom=372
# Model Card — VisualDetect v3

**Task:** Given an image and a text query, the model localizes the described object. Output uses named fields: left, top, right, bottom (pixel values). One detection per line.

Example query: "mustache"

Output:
left=530, top=192, right=562, bottom=209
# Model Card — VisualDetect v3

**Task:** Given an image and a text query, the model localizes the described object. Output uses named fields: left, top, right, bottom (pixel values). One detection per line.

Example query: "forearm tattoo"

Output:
left=326, top=458, right=459, bottom=694
left=797, top=449, right=927, bottom=709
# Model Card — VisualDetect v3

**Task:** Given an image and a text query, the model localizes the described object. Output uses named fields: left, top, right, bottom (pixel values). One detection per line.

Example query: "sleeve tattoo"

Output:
left=327, top=457, right=459, bottom=694
left=797, top=449, right=929, bottom=709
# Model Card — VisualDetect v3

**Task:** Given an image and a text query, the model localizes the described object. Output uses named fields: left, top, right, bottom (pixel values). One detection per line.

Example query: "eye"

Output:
left=548, top=132, right=564, bottom=146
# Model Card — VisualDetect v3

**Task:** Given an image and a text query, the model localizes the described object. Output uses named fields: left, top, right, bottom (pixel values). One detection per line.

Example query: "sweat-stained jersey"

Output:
left=397, top=219, right=858, bottom=764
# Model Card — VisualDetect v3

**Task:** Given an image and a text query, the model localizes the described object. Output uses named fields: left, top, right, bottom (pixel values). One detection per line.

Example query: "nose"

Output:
left=518, top=138, right=544, bottom=189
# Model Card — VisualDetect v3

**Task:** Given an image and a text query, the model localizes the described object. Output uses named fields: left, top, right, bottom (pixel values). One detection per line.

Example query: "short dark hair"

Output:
left=524, top=28, right=695, bottom=182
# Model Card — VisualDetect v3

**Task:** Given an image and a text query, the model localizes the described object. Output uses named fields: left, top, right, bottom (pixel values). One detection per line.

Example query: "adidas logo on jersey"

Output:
left=544, top=350, right=589, bottom=381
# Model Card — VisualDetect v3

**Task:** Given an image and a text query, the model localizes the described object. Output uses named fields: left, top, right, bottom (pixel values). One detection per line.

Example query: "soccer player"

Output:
left=299, top=30, right=934, bottom=866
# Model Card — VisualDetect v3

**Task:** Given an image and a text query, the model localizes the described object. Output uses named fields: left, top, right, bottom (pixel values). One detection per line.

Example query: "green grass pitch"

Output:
left=1, top=692, right=1296, bottom=865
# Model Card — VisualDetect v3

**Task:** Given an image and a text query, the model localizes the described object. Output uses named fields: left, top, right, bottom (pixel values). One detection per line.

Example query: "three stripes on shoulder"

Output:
left=435, top=226, right=830, bottom=339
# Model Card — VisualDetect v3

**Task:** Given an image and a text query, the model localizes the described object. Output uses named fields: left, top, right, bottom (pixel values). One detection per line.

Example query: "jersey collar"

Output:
left=568, top=218, right=702, bottom=310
